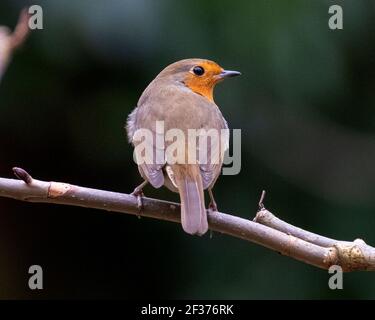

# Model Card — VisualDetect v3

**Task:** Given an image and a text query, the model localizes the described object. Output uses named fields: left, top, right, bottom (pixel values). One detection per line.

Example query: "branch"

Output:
left=0, top=9, right=30, bottom=81
left=1, top=168, right=375, bottom=272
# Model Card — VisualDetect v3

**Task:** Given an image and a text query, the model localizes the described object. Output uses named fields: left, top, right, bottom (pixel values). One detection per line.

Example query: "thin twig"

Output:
left=254, top=208, right=341, bottom=247
left=258, top=190, right=266, bottom=210
left=0, top=168, right=374, bottom=272
left=253, top=208, right=375, bottom=272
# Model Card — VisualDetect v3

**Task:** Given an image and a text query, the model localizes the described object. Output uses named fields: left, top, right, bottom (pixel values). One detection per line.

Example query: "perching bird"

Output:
left=126, top=58, right=240, bottom=235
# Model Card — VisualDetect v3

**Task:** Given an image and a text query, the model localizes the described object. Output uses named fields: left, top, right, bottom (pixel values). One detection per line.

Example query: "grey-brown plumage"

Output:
left=126, top=59, right=240, bottom=235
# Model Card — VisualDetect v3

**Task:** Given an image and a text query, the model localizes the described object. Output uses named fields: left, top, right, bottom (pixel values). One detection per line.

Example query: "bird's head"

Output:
left=157, top=58, right=241, bottom=102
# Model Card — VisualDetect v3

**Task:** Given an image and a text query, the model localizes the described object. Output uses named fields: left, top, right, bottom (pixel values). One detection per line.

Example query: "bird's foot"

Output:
left=207, top=188, right=218, bottom=212
left=131, top=180, right=148, bottom=214
left=208, top=200, right=218, bottom=212
left=207, top=205, right=216, bottom=239
left=131, top=186, right=144, bottom=213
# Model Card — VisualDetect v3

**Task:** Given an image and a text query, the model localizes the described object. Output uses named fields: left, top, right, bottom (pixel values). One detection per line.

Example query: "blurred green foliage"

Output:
left=0, top=0, right=375, bottom=299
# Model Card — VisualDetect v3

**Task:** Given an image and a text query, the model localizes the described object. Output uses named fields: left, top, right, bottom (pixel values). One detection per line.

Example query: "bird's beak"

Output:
left=219, top=70, right=241, bottom=79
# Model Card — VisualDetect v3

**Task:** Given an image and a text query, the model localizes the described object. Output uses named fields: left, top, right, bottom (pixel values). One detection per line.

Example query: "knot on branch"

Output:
left=13, top=167, right=33, bottom=184
left=253, top=208, right=273, bottom=223
left=12, top=167, right=71, bottom=200
left=48, top=182, right=71, bottom=198
left=327, top=239, right=372, bottom=272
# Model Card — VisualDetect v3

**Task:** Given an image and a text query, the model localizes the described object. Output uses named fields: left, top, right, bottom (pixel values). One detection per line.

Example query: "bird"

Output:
left=126, top=58, right=240, bottom=236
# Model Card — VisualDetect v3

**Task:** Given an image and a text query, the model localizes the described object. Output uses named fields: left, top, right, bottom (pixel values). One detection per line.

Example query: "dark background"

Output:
left=0, top=0, right=375, bottom=299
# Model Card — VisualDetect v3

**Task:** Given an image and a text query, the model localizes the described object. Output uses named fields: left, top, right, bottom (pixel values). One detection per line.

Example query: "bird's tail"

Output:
left=173, top=165, right=208, bottom=236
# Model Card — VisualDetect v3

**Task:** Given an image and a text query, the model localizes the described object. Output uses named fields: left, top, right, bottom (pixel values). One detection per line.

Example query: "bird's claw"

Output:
left=208, top=201, right=218, bottom=212
left=131, top=187, right=144, bottom=212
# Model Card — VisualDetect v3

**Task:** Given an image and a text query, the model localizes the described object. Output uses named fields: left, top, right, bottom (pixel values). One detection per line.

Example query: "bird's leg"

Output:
left=208, top=188, right=218, bottom=212
left=131, top=180, right=148, bottom=211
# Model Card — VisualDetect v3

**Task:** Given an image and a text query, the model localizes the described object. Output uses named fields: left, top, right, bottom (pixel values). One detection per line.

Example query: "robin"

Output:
left=126, top=58, right=240, bottom=235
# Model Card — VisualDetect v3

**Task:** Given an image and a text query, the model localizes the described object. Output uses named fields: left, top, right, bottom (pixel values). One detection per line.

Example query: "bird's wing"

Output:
left=126, top=105, right=165, bottom=188
left=167, top=90, right=229, bottom=189
left=198, top=113, right=229, bottom=189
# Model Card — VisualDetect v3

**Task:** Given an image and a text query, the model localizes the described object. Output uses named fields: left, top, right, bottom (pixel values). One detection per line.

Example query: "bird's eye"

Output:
left=193, top=66, right=205, bottom=76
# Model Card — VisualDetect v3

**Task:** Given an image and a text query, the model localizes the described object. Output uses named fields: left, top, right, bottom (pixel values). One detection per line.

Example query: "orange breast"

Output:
left=183, top=61, right=223, bottom=102
left=185, top=78, right=215, bottom=102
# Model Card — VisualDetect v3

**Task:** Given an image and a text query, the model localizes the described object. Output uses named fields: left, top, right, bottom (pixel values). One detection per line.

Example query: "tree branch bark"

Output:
left=1, top=167, right=375, bottom=272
